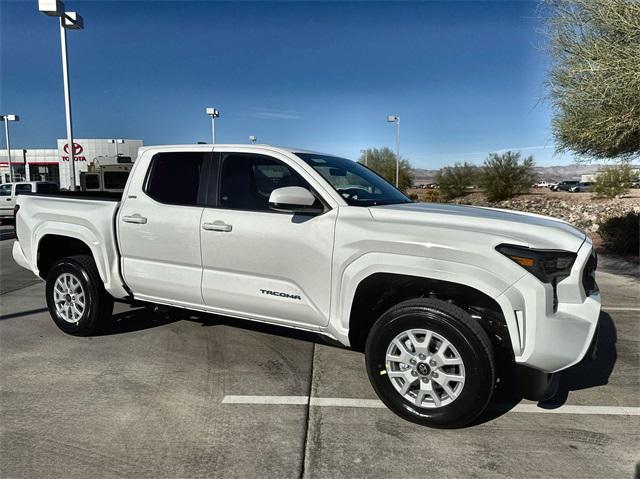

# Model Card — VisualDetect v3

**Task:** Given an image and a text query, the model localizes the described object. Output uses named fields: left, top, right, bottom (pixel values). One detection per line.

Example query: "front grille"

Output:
left=582, top=250, right=598, bottom=295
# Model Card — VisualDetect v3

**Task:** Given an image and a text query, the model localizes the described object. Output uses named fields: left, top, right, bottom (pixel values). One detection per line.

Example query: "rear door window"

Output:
left=145, top=152, right=206, bottom=206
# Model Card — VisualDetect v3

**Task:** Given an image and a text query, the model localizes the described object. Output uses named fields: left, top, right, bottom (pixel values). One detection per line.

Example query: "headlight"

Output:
left=496, top=244, right=576, bottom=284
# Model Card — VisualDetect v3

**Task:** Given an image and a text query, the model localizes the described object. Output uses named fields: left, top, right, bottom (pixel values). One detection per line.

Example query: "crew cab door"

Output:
left=200, top=151, right=337, bottom=328
left=118, top=150, right=212, bottom=305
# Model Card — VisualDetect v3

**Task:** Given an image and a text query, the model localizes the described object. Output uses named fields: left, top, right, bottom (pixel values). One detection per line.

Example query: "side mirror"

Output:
left=269, top=186, right=323, bottom=214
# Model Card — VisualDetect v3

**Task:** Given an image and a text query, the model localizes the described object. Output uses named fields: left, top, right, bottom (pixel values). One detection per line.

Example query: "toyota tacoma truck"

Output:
left=12, top=144, right=600, bottom=428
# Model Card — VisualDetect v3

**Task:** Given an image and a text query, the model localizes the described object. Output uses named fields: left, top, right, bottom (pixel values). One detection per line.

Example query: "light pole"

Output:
left=206, top=107, right=220, bottom=144
left=387, top=115, right=400, bottom=187
left=249, top=135, right=257, bottom=144
left=39, top=0, right=84, bottom=190
left=360, top=148, right=368, bottom=167
left=109, top=139, right=124, bottom=156
left=1, top=115, right=19, bottom=182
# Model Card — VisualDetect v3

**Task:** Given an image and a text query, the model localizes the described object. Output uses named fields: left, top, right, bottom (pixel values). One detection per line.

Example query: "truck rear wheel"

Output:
left=365, top=298, right=495, bottom=428
left=45, top=255, right=114, bottom=336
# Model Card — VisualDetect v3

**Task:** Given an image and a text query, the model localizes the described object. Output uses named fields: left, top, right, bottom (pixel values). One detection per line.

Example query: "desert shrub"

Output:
left=359, top=147, right=414, bottom=192
left=415, top=188, right=442, bottom=203
left=593, top=162, right=634, bottom=198
left=543, top=0, right=640, bottom=159
left=598, top=212, right=640, bottom=255
left=435, top=162, right=479, bottom=200
left=481, top=151, right=536, bottom=202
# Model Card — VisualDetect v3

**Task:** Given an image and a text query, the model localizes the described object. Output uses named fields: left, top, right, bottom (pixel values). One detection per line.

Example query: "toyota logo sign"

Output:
left=63, top=142, right=84, bottom=155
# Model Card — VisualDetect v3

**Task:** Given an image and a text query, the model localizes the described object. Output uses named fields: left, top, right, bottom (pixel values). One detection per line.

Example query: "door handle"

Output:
left=202, top=221, right=232, bottom=232
left=122, top=214, right=148, bottom=224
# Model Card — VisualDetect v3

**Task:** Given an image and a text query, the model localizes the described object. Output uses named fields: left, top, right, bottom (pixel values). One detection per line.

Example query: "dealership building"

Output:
left=0, top=138, right=143, bottom=190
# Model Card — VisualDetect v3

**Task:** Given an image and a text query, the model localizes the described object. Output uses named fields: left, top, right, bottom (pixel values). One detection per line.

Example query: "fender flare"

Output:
left=328, top=252, right=523, bottom=356
left=33, top=221, right=128, bottom=299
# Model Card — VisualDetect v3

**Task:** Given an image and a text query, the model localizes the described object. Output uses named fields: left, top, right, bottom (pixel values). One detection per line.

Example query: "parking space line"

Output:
left=310, top=397, right=387, bottom=408
left=507, top=404, right=640, bottom=416
left=603, top=307, right=640, bottom=312
left=222, top=395, right=308, bottom=405
left=222, top=395, right=640, bottom=416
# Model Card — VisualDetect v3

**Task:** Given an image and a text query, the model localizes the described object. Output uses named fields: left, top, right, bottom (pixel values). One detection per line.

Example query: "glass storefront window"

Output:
left=10, top=164, right=26, bottom=182
left=29, top=164, right=60, bottom=185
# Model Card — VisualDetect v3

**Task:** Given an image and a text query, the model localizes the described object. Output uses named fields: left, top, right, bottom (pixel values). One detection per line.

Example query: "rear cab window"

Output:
left=15, top=184, right=33, bottom=195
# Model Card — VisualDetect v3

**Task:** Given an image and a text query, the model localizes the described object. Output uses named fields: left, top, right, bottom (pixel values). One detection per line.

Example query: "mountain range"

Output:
left=412, top=164, right=609, bottom=184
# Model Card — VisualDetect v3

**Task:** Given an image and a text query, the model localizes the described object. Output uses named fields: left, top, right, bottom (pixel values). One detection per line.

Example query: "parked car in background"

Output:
left=0, top=181, right=59, bottom=220
left=551, top=180, right=580, bottom=192
left=631, top=178, right=640, bottom=189
left=569, top=182, right=593, bottom=193
left=533, top=181, right=550, bottom=188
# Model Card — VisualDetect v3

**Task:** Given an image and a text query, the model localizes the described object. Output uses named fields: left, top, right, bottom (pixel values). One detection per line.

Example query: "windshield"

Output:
left=296, top=153, right=411, bottom=206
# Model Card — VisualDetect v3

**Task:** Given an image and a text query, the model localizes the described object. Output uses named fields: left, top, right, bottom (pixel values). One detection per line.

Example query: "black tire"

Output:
left=45, top=255, right=114, bottom=336
left=365, top=298, right=495, bottom=428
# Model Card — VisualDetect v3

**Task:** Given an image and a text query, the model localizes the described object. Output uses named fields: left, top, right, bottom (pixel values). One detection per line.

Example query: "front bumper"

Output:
left=497, top=240, right=601, bottom=373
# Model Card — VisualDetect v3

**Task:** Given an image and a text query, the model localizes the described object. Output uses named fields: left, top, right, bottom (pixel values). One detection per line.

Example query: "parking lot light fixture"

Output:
left=1, top=115, right=20, bottom=182
left=206, top=107, right=220, bottom=144
left=63, top=11, right=83, bottom=29
left=38, top=0, right=64, bottom=16
left=387, top=115, right=400, bottom=187
left=38, top=0, right=84, bottom=190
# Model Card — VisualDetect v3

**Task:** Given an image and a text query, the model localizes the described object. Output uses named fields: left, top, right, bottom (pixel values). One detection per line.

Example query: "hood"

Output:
left=368, top=202, right=586, bottom=252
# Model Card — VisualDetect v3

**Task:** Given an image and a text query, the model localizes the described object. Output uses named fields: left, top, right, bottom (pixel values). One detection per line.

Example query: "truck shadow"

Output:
left=538, top=311, right=617, bottom=407
left=475, top=311, right=617, bottom=425
left=96, top=306, right=181, bottom=335
left=101, top=305, right=345, bottom=348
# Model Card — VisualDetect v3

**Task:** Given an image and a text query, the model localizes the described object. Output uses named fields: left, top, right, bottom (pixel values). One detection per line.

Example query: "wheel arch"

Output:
left=331, top=253, right=522, bottom=356
left=37, top=233, right=102, bottom=280
left=32, top=222, right=128, bottom=299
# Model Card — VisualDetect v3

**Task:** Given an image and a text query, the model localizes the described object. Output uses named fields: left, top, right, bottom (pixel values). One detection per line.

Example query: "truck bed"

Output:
left=13, top=192, right=127, bottom=298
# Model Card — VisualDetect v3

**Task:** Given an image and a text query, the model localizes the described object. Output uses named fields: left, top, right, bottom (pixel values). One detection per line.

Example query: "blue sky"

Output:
left=0, top=0, right=572, bottom=168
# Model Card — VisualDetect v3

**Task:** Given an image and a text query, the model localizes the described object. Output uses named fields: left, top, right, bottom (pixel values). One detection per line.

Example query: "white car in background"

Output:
left=0, top=181, right=59, bottom=220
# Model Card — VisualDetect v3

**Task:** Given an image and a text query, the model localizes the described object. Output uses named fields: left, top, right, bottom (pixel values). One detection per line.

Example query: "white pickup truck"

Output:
left=12, top=144, right=600, bottom=428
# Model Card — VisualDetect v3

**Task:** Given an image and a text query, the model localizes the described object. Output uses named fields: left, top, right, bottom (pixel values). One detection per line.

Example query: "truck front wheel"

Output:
left=45, top=255, right=114, bottom=336
left=365, top=298, right=495, bottom=428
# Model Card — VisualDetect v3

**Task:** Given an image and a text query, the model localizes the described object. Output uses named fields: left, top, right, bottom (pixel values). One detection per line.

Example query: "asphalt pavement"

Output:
left=0, top=235, right=638, bottom=478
